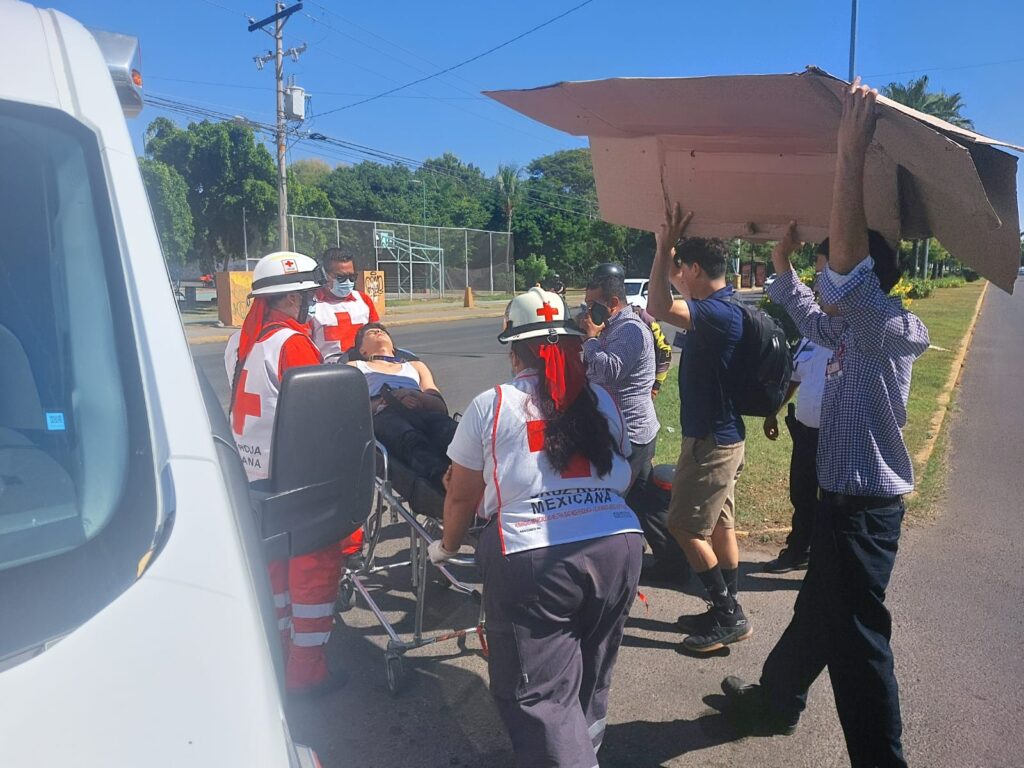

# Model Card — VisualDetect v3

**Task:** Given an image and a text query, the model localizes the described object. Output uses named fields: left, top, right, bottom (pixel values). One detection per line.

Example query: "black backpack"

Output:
left=717, top=297, right=793, bottom=417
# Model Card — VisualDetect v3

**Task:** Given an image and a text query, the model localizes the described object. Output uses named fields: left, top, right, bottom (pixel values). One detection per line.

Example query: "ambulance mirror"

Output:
left=260, top=365, right=374, bottom=558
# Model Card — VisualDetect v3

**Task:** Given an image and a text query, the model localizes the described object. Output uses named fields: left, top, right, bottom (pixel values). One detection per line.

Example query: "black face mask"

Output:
left=589, top=301, right=610, bottom=326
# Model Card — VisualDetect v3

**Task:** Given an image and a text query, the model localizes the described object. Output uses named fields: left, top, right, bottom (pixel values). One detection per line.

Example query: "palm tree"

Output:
left=496, top=163, right=522, bottom=288
left=881, top=75, right=974, bottom=129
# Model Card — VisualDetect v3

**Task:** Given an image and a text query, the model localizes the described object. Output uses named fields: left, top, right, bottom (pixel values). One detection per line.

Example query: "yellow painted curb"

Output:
left=904, top=281, right=989, bottom=501
left=185, top=310, right=507, bottom=346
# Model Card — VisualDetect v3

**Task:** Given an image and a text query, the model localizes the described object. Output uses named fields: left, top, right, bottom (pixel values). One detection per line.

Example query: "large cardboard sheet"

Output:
left=486, top=69, right=1021, bottom=292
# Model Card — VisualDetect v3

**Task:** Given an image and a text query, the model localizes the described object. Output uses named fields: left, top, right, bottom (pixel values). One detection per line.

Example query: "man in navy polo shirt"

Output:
left=648, top=231, right=750, bottom=653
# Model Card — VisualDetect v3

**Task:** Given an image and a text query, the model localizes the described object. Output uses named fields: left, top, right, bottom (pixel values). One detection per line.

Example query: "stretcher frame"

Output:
left=338, top=441, right=486, bottom=694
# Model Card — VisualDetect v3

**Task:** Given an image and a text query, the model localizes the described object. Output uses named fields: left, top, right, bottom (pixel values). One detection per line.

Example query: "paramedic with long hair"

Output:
left=429, top=287, right=643, bottom=767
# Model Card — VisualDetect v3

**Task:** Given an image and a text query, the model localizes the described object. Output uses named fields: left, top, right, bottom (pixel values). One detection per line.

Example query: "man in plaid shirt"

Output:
left=718, top=80, right=930, bottom=768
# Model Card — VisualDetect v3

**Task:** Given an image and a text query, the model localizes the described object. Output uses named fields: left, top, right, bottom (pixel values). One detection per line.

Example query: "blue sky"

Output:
left=47, top=0, right=1024, bottom=223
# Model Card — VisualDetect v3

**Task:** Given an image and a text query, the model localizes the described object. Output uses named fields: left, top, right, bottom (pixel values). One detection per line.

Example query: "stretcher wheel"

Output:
left=335, top=578, right=356, bottom=613
left=384, top=653, right=405, bottom=695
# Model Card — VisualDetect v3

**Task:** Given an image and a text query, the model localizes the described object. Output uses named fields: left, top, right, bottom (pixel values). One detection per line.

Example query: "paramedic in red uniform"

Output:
left=310, top=248, right=379, bottom=360
left=429, top=287, right=644, bottom=767
left=224, top=251, right=348, bottom=696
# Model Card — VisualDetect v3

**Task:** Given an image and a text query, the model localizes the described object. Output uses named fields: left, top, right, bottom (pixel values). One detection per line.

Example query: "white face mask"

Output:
left=331, top=278, right=355, bottom=298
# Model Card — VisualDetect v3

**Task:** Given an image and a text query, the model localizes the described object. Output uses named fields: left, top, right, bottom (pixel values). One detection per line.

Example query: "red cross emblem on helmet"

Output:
left=281, top=259, right=297, bottom=273
left=535, top=302, right=558, bottom=322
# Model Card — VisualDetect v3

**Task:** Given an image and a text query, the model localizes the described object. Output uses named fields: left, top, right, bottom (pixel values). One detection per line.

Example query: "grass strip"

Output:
left=652, top=281, right=986, bottom=539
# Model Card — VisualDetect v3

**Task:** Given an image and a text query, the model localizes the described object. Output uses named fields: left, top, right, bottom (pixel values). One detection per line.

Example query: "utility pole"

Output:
left=249, top=3, right=304, bottom=250
left=848, top=0, right=859, bottom=81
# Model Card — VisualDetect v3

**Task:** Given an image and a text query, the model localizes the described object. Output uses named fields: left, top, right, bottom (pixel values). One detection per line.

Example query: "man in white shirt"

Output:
left=762, top=333, right=831, bottom=573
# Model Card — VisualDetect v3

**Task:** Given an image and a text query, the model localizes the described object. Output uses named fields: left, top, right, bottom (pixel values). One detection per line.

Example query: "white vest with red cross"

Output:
left=482, top=373, right=641, bottom=555
left=224, top=327, right=301, bottom=482
left=310, top=291, right=375, bottom=359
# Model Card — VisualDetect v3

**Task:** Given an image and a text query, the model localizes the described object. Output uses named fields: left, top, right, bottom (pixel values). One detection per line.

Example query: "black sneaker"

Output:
left=762, top=548, right=809, bottom=574
left=676, top=602, right=715, bottom=634
left=720, top=676, right=798, bottom=736
left=682, top=603, right=752, bottom=653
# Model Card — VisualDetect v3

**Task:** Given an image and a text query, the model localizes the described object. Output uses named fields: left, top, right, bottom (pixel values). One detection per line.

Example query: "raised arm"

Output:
left=829, top=78, right=878, bottom=276
left=648, top=202, right=694, bottom=330
left=769, top=222, right=847, bottom=350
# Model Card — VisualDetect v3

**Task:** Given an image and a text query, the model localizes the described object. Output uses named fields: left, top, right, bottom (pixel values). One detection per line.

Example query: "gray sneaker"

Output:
left=682, top=603, right=752, bottom=653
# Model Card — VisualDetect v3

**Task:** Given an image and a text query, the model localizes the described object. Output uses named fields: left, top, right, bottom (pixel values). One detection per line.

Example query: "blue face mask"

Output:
left=331, top=278, right=355, bottom=298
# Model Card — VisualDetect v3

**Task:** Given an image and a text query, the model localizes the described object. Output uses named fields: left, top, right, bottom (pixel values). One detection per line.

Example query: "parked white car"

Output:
left=624, top=278, right=650, bottom=309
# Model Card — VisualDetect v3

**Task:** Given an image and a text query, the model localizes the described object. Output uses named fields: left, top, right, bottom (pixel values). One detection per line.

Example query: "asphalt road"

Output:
left=194, top=285, right=1024, bottom=767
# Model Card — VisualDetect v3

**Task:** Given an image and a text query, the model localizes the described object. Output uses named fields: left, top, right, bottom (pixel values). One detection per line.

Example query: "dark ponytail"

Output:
left=512, top=338, right=617, bottom=477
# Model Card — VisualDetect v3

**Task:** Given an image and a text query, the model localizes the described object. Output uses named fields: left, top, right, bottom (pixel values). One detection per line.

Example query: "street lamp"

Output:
left=410, top=178, right=426, bottom=227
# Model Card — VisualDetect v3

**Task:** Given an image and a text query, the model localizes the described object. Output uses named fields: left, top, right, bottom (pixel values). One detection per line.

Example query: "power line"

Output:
left=864, top=56, right=1024, bottom=80
left=150, top=75, right=481, bottom=99
left=302, top=8, right=488, bottom=103
left=311, top=0, right=597, bottom=117
left=297, top=12, right=570, bottom=147
left=192, top=0, right=250, bottom=19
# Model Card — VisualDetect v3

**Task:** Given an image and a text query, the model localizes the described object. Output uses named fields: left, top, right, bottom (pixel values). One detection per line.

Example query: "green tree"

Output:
left=495, top=163, right=522, bottom=235
left=417, top=153, right=492, bottom=230
left=515, top=253, right=553, bottom=290
left=320, top=161, right=417, bottom=223
left=138, top=157, right=194, bottom=265
left=513, top=149, right=650, bottom=283
left=496, top=163, right=522, bottom=281
left=881, top=75, right=974, bottom=129
left=290, top=157, right=333, bottom=188
left=287, top=177, right=336, bottom=257
left=145, top=117, right=277, bottom=271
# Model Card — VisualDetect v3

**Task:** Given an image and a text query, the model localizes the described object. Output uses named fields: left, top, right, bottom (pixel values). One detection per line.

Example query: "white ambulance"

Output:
left=0, top=3, right=373, bottom=765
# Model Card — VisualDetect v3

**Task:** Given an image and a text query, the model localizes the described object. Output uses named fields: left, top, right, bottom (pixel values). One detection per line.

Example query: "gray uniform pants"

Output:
left=477, top=523, right=643, bottom=768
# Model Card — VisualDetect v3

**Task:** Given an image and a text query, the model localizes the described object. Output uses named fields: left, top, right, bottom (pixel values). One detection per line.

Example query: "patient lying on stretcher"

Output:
left=349, top=323, right=457, bottom=489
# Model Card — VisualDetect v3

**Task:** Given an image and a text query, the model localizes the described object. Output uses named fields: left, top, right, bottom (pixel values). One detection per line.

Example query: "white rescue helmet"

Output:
left=498, top=286, right=583, bottom=344
left=249, top=251, right=324, bottom=297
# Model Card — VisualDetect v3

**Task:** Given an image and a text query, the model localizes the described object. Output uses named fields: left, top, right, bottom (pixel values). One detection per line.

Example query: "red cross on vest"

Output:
left=232, top=369, right=262, bottom=435
left=535, top=302, right=558, bottom=322
left=526, top=420, right=592, bottom=479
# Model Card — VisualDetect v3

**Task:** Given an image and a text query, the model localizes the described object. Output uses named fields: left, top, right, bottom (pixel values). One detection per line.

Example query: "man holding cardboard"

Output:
left=647, top=222, right=750, bottom=654
left=719, top=81, right=930, bottom=768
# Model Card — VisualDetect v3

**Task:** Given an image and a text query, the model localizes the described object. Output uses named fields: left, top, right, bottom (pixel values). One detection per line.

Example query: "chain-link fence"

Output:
left=285, top=215, right=513, bottom=299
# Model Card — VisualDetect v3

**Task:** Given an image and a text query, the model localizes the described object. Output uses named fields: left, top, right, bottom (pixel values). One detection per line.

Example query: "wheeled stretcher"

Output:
left=337, top=441, right=486, bottom=694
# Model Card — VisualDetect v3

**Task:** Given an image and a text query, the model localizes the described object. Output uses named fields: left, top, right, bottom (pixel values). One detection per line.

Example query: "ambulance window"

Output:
left=0, top=103, right=156, bottom=663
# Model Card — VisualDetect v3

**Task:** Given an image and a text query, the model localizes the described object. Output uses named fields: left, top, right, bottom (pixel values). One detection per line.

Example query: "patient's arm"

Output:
left=411, top=361, right=439, bottom=393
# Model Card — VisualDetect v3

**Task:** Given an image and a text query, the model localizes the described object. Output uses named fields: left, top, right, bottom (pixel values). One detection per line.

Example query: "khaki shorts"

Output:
left=667, top=436, right=745, bottom=538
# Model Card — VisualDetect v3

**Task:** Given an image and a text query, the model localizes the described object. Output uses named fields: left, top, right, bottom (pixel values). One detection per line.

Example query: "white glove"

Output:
left=428, top=539, right=458, bottom=565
